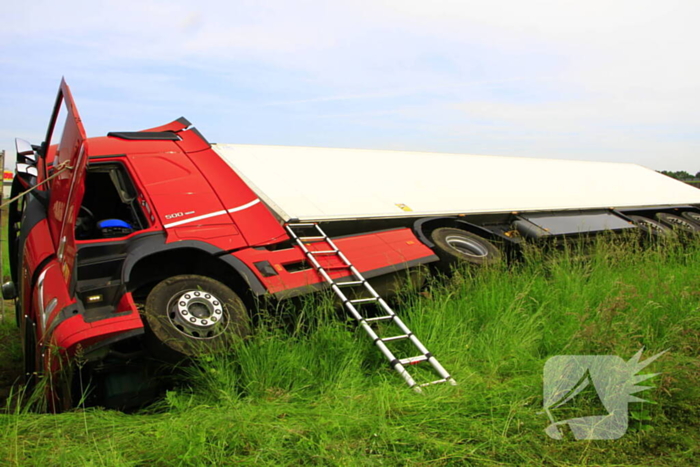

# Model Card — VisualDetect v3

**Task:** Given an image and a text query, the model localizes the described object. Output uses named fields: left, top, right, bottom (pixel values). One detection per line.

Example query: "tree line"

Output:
left=659, top=170, right=700, bottom=181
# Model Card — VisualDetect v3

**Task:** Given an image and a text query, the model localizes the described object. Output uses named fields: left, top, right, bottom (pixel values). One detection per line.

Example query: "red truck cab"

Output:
left=4, top=80, right=441, bottom=409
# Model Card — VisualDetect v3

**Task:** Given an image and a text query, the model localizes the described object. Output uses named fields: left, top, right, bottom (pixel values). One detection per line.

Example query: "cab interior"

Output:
left=77, top=162, right=148, bottom=240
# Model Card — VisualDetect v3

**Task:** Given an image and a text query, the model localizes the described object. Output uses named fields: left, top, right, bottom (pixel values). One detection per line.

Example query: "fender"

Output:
left=15, top=195, right=49, bottom=283
left=121, top=233, right=266, bottom=295
left=412, top=216, right=518, bottom=249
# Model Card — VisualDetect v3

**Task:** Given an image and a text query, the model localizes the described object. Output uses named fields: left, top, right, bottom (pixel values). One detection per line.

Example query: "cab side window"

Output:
left=76, top=162, right=148, bottom=240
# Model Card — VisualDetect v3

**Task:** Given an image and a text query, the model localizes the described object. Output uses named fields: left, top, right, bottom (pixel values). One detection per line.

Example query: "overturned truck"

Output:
left=5, top=80, right=700, bottom=409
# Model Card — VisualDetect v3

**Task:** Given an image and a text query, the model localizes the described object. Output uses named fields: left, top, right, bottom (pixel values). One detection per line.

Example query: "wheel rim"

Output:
left=665, top=216, right=695, bottom=231
left=683, top=212, right=700, bottom=223
left=636, top=219, right=665, bottom=234
left=445, top=235, right=489, bottom=258
left=167, top=290, right=229, bottom=339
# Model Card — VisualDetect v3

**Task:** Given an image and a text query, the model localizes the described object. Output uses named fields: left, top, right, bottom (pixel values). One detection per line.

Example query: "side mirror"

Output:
left=15, top=138, right=37, bottom=163
left=1, top=281, right=17, bottom=300
left=16, top=163, right=38, bottom=177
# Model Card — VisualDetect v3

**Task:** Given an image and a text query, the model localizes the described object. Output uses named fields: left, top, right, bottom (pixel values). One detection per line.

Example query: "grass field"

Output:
left=1, top=206, right=10, bottom=282
left=1, top=235, right=699, bottom=465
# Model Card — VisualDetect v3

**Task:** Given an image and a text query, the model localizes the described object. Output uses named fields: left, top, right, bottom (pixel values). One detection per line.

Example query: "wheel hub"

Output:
left=445, top=235, right=488, bottom=258
left=169, top=290, right=227, bottom=339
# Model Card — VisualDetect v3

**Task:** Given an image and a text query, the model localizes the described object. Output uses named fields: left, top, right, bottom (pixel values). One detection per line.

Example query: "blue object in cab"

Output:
left=97, top=219, right=133, bottom=229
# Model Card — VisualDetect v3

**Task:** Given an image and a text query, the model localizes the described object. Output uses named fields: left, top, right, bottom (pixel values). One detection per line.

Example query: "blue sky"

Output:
left=1, top=0, right=698, bottom=172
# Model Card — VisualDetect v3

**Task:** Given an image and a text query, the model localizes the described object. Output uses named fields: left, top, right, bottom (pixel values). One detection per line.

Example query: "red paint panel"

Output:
left=115, top=291, right=139, bottom=313
left=228, top=202, right=287, bottom=246
left=20, top=220, right=59, bottom=326
left=90, top=136, right=182, bottom=156
left=129, top=152, right=228, bottom=234
left=340, top=228, right=434, bottom=271
left=185, top=147, right=286, bottom=246
left=170, top=224, right=247, bottom=251
left=44, top=144, right=57, bottom=165
left=49, top=294, right=144, bottom=360
left=176, top=128, right=210, bottom=153
left=36, top=261, right=75, bottom=343
left=22, top=219, right=55, bottom=281
left=140, top=118, right=189, bottom=133
left=45, top=80, right=89, bottom=290
left=52, top=313, right=144, bottom=356
left=233, top=228, right=436, bottom=294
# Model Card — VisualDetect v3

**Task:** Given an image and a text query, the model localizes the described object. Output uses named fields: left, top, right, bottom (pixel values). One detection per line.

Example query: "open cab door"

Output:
left=7, top=79, right=90, bottom=397
left=44, top=78, right=89, bottom=291
left=5, top=80, right=88, bottom=299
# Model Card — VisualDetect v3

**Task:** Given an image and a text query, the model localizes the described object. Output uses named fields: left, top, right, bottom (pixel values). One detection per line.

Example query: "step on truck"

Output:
left=4, top=79, right=700, bottom=410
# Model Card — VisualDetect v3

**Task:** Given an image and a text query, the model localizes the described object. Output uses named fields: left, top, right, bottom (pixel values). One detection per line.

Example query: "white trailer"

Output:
left=213, top=144, right=700, bottom=223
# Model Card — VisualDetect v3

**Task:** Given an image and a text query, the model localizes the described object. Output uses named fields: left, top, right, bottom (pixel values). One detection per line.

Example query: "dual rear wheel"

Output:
left=628, top=212, right=700, bottom=236
left=429, top=227, right=502, bottom=272
left=656, top=212, right=700, bottom=233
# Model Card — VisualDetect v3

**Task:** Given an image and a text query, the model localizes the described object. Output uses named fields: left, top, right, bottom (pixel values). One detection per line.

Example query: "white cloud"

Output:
left=0, top=0, right=698, bottom=171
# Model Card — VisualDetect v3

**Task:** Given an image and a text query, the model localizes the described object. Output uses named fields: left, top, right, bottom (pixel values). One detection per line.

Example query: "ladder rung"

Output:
left=288, top=221, right=454, bottom=391
left=299, top=236, right=327, bottom=242
left=418, top=378, right=450, bottom=388
left=364, top=315, right=395, bottom=322
left=399, top=355, right=428, bottom=366
left=381, top=334, right=410, bottom=343
left=335, top=280, right=365, bottom=287
left=348, top=298, right=379, bottom=304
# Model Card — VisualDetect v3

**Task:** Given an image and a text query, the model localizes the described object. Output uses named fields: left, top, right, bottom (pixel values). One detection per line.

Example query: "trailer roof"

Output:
left=212, top=144, right=700, bottom=222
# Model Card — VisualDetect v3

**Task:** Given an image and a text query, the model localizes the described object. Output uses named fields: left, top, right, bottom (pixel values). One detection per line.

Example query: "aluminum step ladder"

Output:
left=285, top=222, right=457, bottom=392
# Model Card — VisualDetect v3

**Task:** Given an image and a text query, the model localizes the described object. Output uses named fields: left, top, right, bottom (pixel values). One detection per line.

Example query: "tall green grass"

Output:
left=1, top=236, right=699, bottom=465
left=1, top=206, right=10, bottom=282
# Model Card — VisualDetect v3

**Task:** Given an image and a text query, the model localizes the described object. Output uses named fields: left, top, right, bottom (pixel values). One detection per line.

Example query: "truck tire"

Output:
left=430, top=228, right=502, bottom=271
left=655, top=213, right=700, bottom=233
left=681, top=211, right=700, bottom=227
left=627, top=215, right=672, bottom=237
left=144, top=275, right=250, bottom=356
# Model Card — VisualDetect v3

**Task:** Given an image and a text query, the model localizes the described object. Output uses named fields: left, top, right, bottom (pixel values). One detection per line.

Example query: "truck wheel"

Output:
left=144, top=275, right=250, bottom=356
left=628, top=215, right=672, bottom=237
left=430, top=228, right=502, bottom=271
left=681, top=211, right=700, bottom=226
left=655, top=213, right=700, bottom=233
